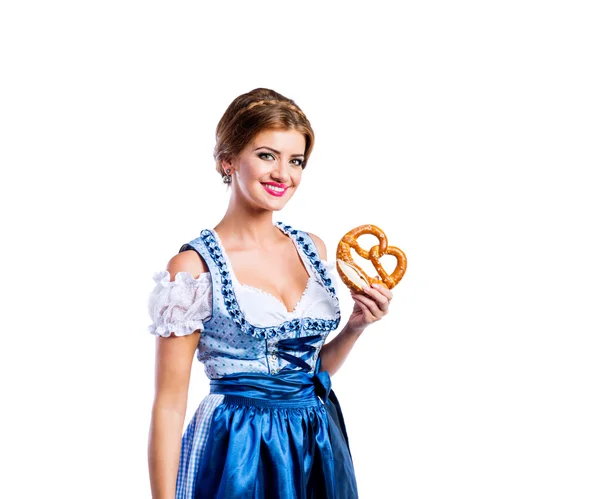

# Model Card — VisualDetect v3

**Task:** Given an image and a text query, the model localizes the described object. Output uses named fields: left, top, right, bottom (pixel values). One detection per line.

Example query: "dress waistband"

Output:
left=209, top=363, right=352, bottom=452
left=209, top=369, right=333, bottom=408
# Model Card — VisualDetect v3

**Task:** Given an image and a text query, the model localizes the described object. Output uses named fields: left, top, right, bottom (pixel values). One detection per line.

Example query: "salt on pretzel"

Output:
left=336, top=224, right=407, bottom=294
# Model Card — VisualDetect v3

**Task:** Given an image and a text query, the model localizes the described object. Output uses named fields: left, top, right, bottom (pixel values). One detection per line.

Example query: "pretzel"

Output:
left=336, top=224, right=407, bottom=294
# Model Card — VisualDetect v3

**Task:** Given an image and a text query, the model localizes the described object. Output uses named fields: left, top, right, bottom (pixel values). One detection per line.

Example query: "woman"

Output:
left=147, top=87, right=394, bottom=498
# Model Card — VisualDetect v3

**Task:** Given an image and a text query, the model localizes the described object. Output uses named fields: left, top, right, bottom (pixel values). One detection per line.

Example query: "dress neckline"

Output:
left=209, top=222, right=315, bottom=315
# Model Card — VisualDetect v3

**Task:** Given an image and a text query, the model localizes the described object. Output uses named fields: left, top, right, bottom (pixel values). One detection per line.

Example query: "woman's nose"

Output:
left=271, top=160, right=291, bottom=181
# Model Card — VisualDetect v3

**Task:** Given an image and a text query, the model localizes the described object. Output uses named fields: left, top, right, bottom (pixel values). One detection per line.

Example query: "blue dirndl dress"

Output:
left=149, top=221, right=358, bottom=498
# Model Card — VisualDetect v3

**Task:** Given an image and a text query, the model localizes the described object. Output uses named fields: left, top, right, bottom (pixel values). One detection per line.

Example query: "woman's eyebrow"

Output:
left=253, top=146, right=304, bottom=158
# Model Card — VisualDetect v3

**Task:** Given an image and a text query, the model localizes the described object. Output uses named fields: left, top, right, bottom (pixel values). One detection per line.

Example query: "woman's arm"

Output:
left=148, top=251, right=206, bottom=499
left=318, top=321, right=365, bottom=376
left=307, top=232, right=394, bottom=376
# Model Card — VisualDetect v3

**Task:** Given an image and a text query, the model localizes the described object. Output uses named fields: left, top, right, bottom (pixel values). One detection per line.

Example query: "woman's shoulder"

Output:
left=166, top=248, right=209, bottom=281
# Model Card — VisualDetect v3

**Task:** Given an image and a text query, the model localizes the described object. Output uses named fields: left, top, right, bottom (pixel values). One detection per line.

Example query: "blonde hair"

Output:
left=214, top=88, right=315, bottom=178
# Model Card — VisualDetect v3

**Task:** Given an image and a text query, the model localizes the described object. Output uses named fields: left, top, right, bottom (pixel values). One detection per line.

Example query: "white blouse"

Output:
left=148, top=260, right=341, bottom=337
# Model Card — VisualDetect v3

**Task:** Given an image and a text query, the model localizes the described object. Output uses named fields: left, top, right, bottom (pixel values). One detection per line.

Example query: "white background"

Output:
left=1, top=1, right=599, bottom=498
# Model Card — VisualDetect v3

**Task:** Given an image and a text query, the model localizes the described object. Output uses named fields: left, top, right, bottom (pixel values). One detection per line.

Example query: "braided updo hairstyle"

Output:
left=214, top=88, right=315, bottom=181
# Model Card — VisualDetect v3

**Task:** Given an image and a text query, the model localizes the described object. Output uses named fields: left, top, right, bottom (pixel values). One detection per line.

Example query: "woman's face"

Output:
left=226, top=128, right=306, bottom=211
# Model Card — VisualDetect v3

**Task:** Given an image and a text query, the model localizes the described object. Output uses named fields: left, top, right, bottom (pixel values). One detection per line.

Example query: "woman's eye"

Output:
left=258, top=152, right=304, bottom=168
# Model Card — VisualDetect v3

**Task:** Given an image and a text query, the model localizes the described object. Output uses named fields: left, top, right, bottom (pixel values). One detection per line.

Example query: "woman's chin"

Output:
left=261, top=190, right=293, bottom=207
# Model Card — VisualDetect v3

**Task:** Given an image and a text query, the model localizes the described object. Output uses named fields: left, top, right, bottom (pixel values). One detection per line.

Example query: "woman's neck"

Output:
left=214, top=206, right=282, bottom=251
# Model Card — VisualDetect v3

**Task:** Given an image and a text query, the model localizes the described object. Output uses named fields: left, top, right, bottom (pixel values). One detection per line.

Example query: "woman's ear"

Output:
left=221, top=158, right=234, bottom=174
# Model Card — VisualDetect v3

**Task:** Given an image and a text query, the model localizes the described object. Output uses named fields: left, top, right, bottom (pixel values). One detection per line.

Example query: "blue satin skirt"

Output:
left=193, top=367, right=358, bottom=498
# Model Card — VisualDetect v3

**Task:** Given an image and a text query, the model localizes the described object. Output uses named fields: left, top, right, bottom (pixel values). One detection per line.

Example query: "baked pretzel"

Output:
left=336, top=224, right=407, bottom=294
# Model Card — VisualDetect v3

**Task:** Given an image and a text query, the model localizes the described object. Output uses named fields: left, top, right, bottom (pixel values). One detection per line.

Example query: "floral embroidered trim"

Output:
left=275, top=222, right=340, bottom=308
left=200, top=226, right=340, bottom=340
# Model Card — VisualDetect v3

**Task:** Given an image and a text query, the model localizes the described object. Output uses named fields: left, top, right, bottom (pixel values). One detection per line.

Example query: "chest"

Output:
left=226, top=244, right=312, bottom=314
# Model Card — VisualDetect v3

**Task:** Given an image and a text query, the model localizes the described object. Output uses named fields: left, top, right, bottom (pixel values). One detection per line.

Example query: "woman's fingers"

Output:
left=372, top=283, right=393, bottom=300
left=349, top=282, right=394, bottom=327
left=351, top=294, right=376, bottom=322
left=361, top=284, right=392, bottom=312
left=352, top=291, right=383, bottom=318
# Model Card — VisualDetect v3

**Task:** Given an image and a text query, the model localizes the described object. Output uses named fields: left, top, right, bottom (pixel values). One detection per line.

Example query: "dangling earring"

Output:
left=222, top=168, right=232, bottom=184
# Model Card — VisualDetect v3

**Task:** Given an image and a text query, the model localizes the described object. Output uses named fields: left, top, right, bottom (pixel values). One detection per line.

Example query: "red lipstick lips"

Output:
left=262, top=182, right=288, bottom=197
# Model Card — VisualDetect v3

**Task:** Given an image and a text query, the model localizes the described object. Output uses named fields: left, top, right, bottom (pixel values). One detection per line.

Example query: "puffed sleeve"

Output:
left=147, top=270, right=212, bottom=337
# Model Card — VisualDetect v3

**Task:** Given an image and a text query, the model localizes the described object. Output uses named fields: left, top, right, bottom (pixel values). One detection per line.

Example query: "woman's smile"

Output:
left=261, top=182, right=288, bottom=197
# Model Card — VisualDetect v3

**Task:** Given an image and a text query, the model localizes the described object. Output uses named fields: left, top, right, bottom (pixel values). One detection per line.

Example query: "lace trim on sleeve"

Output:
left=147, top=270, right=212, bottom=337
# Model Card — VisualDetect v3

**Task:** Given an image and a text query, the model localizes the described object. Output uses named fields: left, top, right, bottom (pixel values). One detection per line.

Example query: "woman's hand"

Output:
left=319, top=283, right=394, bottom=375
left=347, top=283, right=394, bottom=333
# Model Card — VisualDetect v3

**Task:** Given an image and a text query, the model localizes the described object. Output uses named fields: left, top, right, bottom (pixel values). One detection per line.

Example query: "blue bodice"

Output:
left=179, top=221, right=341, bottom=379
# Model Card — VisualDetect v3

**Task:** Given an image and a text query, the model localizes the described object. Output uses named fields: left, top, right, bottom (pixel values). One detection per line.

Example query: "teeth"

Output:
left=265, top=184, right=285, bottom=192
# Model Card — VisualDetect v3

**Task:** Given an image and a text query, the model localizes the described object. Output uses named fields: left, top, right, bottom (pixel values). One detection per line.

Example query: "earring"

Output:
left=222, top=169, right=232, bottom=184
